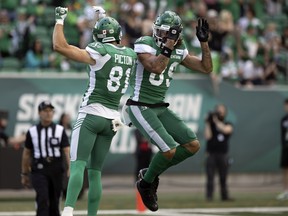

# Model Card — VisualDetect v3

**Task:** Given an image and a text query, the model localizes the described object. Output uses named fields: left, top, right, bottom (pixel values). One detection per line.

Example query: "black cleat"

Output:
left=138, top=168, right=159, bottom=201
left=136, top=179, right=158, bottom=211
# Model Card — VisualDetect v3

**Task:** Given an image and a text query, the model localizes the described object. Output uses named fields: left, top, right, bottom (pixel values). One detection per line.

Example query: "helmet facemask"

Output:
left=153, top=24, right=169, bottom=48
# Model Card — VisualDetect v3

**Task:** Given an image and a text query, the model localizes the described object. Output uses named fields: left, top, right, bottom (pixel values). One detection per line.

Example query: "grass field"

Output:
left=0, top=174, right=287, bottom=216
left=0, top=190, right=287, bottom=216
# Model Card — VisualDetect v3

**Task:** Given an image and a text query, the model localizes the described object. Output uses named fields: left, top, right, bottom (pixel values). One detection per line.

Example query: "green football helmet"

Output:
left=153, top=11, right=183, bottom=47
left=92, top=17, right=122, bottom=43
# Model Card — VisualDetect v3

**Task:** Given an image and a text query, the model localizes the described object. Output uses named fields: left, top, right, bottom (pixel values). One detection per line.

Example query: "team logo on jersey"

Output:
left=176, top=49, right=183, bottom=55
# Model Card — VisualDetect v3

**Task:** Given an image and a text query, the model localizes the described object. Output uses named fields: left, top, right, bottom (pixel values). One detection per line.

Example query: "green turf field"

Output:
left=0, top=190, right=287, bottom=216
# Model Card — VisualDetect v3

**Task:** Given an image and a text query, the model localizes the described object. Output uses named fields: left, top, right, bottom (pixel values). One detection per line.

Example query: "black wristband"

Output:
left=161, top=46, right=172, bottom=58
left=21, top=173, right=29, bottom=176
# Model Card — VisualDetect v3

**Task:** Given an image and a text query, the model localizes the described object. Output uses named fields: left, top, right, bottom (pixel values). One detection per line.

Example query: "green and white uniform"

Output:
left=66, top=42, right=136, bottom=215
left=127, top=36, right=197, bottom=152
left=71, top=42, right=136, bottom=161
left=131, top=36, right=187, bottom=104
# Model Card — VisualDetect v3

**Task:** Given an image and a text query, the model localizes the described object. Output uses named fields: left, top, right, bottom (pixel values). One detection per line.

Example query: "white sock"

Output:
left=61, top=206, right=74, bottom=216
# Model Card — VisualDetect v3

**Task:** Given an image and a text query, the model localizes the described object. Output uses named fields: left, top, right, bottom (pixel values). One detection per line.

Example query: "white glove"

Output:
left=55, top=7, right=68, bottom=25
left=93, top=6, right=106, bottom=21
left=112, top=118, right=124, bottom=132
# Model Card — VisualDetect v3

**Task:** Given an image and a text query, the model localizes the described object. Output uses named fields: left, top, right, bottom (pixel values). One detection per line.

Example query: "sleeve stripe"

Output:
left=183, top=49, right=188, bottom=60
left=86, top=46, right=102, bottom=60
left=134, top=44, right=157, bottom=55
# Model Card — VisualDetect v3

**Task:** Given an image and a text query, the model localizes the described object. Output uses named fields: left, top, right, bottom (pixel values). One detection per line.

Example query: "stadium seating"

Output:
left=0, top=57, right=21, bottom=71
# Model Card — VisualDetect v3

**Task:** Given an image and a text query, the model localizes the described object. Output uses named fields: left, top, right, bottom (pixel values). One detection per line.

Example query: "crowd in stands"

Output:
left=0, top=0, right=288, bottom=88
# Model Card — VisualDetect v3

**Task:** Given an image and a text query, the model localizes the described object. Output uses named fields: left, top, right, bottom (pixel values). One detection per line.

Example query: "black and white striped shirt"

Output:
left=25, top=123, right=69, bottom=159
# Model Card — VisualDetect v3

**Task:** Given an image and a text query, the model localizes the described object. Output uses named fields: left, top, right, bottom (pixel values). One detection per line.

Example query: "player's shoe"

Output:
left=61, top=206, right=73, bottom=216
left=276, top=191, right=288, bottom=200
left=136, top=179, right=158, bottom=211
left=138, top=168, right=159, bottom=201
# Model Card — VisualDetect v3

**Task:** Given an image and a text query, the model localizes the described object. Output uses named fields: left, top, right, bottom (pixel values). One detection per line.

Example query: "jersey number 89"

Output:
left=149, top=62, right=178, bottom=87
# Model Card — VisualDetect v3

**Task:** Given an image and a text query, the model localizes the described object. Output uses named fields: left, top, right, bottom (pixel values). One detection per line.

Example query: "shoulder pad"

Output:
left=135, top=36, right=154, bottom=46
left=87, top=42, right=107, bottom=55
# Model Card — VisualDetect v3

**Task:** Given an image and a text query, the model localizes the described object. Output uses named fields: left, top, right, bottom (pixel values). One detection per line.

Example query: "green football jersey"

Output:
left=82, top=42, right=137, bottom=110
left=130, top=36, right=188, bottom=104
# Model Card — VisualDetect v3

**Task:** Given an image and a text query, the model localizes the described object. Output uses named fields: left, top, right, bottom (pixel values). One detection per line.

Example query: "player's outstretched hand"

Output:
left=196, top=18, right=209, bottom=42
left=55, top=7, right=68, bottom=25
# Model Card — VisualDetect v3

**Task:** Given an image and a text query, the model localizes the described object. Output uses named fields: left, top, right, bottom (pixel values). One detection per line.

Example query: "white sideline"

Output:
left=1, top=207, right=288, bottom=216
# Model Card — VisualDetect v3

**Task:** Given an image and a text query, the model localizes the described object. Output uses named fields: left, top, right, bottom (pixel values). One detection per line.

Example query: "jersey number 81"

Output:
left=107, top=66, right=131, bottom=94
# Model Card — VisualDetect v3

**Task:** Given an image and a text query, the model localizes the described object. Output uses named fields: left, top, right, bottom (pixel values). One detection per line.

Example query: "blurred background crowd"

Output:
left=0, top=0, right=288, bottom=88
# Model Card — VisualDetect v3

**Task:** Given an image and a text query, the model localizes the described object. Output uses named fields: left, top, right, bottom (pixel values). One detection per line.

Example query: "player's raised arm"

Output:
left=52, top=7, right=95, bottom=65
left=181, top=18, right=213, bottom=74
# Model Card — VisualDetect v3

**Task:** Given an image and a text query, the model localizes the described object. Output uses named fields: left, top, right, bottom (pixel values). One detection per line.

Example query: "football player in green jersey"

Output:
left=53, top=6, right=137, bottom=216
left=123, top=11, right=213, bottom=211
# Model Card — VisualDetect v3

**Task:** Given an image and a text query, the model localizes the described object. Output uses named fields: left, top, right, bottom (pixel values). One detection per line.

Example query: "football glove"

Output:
left=167, top=25, right=182, bottom=41
left=93, top=6, right=106, bottom=22
left=196, top=18, right=210, bottom=42
left=112, top=118, right=124, bottom=132
left=55, top=7, right=68, bottom=25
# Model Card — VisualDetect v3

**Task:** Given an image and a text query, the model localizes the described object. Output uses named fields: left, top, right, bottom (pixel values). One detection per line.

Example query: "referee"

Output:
left=21, top=101, right=70, bottom=216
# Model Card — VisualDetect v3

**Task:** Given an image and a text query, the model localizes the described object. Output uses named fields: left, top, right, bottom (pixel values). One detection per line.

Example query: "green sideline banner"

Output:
left=0, top=74, right=287, bottom=181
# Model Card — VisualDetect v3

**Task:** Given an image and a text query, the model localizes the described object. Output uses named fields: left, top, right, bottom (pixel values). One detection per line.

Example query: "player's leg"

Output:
left=86, top=118, right=115, bottom=216
left=129, top=106, right=184, bottom=211
left=62, top=113, right=98, bottom=216
left=158, top=108, right=199, bottom=166
left=140, top=107, right=200, bottom=210
left=141, top=108, right=199, bottom=183
left=128, top=106, right=199, bottom=211
left=129, top=106, right=179, bottom=179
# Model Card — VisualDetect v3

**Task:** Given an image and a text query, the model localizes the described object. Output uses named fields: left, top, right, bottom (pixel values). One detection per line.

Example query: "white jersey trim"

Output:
left=132, top=60, right=144, bottom=101
left=130, top=106, right=170, bottom=152
left=79, top=103, right=120, bottom=120
left=86, top=46, right=102, bottom=61
left=81, top=70, right=96, bottom=107
left=91, top=54, right=111, bottom=71
left=105, top=43, right=127, bottom=50
left=134, top=44, right=157, bottom=55
left=70, top=113, right=86, bottom=161
left=182, top=48, right=189, bottom=60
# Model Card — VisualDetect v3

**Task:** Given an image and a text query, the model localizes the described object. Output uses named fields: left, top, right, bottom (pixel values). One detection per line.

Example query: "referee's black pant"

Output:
left=205, top=153, right=229, bottom=200
left=31, top=170, right=63, bottom=216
